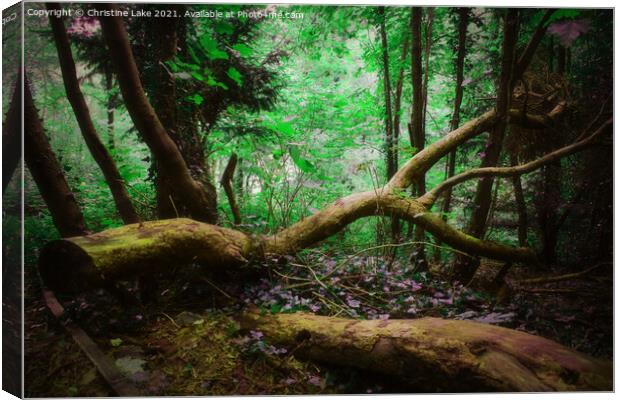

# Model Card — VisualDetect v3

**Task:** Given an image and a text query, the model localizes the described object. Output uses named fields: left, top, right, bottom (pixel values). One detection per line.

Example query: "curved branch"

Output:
left=513, top=9, right=556, bottom=82
left=419, top=117, right=612, bottom=206
left=220, top=153, right=242, bottom=225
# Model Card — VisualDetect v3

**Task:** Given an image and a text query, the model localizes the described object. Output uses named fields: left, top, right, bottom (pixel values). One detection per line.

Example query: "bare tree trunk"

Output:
left=510, top=154, right=528, bottom=247
left=2, top=70, right=21, bottom=193
left=104, top=66, right=116, bottom=149
left=47, top=4, right=139, bottom=224
left=409, top=8, right=427, bottom=268
left=435, top=8, right=468, bottom=261
left=453, top=9, right=519, bottom=283
left=421, top=7, right=434, bottom=135
left=378, top=7, right=399, bottom=242
left=220, top=153, right=242, bottom=225
left=24, top=75, right=88, bottom=238
left=97, top=4, right=218, bottom=223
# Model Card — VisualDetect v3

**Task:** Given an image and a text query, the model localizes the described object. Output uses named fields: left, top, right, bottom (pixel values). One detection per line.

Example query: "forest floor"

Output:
left=23, top=253, right=613, bottom=396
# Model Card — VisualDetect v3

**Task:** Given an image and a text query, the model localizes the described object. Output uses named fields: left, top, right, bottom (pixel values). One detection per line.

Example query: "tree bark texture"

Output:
left=238, top=310, right=611, bottom=391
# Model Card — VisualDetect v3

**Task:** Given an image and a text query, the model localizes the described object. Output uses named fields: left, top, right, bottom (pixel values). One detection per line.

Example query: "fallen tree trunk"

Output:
left=39, top=193, right=537, bottom=293
left=238, top=309, right=612, bottom=392
left=39, top=102, right=601, bottom=292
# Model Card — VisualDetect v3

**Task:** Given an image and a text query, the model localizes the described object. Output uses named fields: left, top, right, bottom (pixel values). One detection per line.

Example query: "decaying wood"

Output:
left=238, top=309, right=612, bottom=392
left=516, top=263, right=608, bottom=285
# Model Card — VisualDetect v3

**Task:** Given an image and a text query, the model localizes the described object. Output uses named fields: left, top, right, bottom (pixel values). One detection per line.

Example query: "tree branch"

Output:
left=419, top=117, right=612, bottom=207
left=220, top=153, right=242, bottom=225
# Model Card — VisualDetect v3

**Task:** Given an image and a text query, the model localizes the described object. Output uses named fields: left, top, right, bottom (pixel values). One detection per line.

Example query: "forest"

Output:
left=1, top=2, right=614, bottom=396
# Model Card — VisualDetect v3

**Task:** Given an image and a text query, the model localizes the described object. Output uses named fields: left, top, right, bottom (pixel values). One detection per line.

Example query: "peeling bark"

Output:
left=238, top=310, right=612, bottom=392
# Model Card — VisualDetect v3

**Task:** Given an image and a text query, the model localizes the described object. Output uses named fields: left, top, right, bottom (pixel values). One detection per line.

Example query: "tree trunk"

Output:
left=96, top=4, right=218, bottom=224
left=409, top=8, right=426, bottom=267
left=378, top=7, right=399, bottom=241
left=24, top=75, right=88, bottom=238
left=238, top=310, right=611, bottom=391
left=453, top=9, right=519, bottom=284
left=220, top=153, right=242, bottom=225
left=104, top=66, right=116, bottom=149
left=47, top=3, right=139, bottom=225
left=510, top=154, right=528, bottom=247
left=2, top=70, right=21, bottom=193
left=436, top=7, right=468, bottom=261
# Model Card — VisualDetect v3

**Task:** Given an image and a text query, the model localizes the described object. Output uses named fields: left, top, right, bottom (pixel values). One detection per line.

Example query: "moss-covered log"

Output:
left=39, top=95, right=581, bottom=292
left=39, top=219, right=251, bottom=293
left=239, top=310, right=612, bottom=392
left=40, top=193, right=536, bottom=293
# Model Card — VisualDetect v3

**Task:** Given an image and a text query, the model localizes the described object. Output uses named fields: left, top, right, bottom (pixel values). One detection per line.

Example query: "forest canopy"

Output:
left=2, top=2, right=613, bottom=396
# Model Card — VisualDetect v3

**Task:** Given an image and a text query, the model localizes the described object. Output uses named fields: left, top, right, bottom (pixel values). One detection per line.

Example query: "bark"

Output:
left=238, top=310, right=612, bottom=391
left=47, top=4, right=139, bottom=224
left=436, top=8, right=468, bottom=259
left=379, top=7, right=394, bottom=180
left=220, top=153, right=242, bottom=225
left=512, top=9, right=555, bottom=83
left=96, top=4, right=218, bottom=223
left=2, top=70, right=21, bottom=193
left=510, top=154, right=528, bottom=247
left=409, top=8, right=426, bottom=265
left=421, top=8, right=434, bottom=136
left=453, top=9, right=519, bottom=283
left=23, top=75, right=88, bottom=238
left=104, top=66, right=116, bottom=149
left=378, top=7, right=398, bottom=241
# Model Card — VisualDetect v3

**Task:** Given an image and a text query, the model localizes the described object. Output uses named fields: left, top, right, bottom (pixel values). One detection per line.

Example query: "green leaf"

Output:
left=199, top=35, right=229, bottom=60
left=547, top=9, right=581, bottom=25
left=207, top=76, right=228, bottom=90
left=110, top=338, right=123, bottom=347
left=289, top=146, right=317, bottom=173
left=232, top=43, right=252, bottom=57
left=190, top=71, right=205, bottom=82
left=215, top=21, right=234, bottom=35
left=272, top=149, right=285, bottom=160
left=185, top=94, right=204, bottom=105
left=226, top=67, right=243, bottom=86
left=270, top=120, right=295, bottom=136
